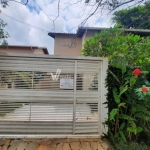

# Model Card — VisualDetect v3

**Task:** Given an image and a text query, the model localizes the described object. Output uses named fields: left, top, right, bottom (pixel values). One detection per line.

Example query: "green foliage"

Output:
left=107, top=65, right=150, bottom=142
left=81, top=27, right=150, bottom=67
left=0, top=1, right=9, bottom=47
left=112, top=0, right=150, bottom=29
left=82, top=27, right=150, bottom=147
left=0, top=0, right=8, bottom=8
left=114, top=140, right=150, bottom=150
left=110, top=108, right=118, bottom=121
left=0, top=19, right=8, bottom=47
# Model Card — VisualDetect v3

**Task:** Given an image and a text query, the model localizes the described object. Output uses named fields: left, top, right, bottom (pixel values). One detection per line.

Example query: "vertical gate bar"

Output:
left=101, top=58, right=108, bottom=134
left=32, top=71, right=34, bottom=89
left=29, top=102, right=32, bottom=121
left=73, top=61, right=77, bottom=134
left=29, top=71, right=34, bottom=121
left=98, top=61, right=102, bottom=135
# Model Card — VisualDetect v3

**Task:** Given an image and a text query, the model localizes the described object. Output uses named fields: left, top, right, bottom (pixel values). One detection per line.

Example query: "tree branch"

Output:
left=63, top=0, right=82, bottom=11
left=78, top=0, right=103, bottom=27
left=6, top=0, right=28, bottom=5
left=109, top=0, right=144, bottom=12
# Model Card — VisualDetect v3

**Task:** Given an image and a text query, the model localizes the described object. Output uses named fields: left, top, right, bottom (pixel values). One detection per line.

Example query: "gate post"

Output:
left=98, top=61, right=102, bottom=134
left=98, top=58, right=108, bottom=135
left=73, top=61, right=77, bottom=134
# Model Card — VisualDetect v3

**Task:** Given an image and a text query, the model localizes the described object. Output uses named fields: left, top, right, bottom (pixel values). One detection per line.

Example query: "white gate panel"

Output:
left=0, top=53, right=108, bottom=136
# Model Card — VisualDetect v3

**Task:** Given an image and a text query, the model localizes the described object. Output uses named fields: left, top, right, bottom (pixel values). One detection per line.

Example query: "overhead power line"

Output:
left=0, top=11, right=51, bottom=33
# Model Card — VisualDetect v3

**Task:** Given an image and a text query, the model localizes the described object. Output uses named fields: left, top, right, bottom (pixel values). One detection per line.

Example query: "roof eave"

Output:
left=43, top=48, right=49, bottom=54
left=48, top=33, right=55, bottom=39
left=77, top=27, right=150, bottom=37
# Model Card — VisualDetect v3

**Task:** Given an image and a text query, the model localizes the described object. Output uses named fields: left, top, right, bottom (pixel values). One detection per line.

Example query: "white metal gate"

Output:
left=0, top=53, right=108, bottom=136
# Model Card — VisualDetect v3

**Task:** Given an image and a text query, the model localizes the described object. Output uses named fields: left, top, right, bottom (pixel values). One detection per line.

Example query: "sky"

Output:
left=0, top=0, right=133, bottom=54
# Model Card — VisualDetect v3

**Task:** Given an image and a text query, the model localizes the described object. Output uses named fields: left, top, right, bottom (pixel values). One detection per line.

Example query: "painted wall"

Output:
left=84, top=31, right=100, bottom=41
left=54, top=35, right=82, bottom=56
left=0, top=47, right=45, bottom=54
left=33, top=48, right=45, bottom=54
left=53, top=31, right=100, bottom=56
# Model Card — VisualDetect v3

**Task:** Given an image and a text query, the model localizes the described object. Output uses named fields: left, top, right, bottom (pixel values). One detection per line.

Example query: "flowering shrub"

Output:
left=108, top=67, right=150, bottom=143
left=82, top=27, right=150, bottom=147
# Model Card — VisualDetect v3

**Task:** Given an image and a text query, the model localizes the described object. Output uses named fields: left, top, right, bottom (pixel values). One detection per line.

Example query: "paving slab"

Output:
left=4, top=140, right=10, bottom=146
left=101, top=142, right=109, bottom=150
left=81, top=142, right=92, bottom=150
left=90, top=142, right=97, bottom=150
left=63, top=143, right=71, bottom=150
left=25, top=143, right=39, bottom=150
left=37, top=145, right=43, bottom=150
left=2, top=145, right=8, bottom=150
left=0, top=141, right=5, bottom=146
left=56, top=144, right=63, bottom=150
left=97, top=142, right=104, bottom=150
left=8, top=142, right=20, bottom=150
left=17, top=142, right=27, bottom=150
left=70, top=142, right=81, bottom=150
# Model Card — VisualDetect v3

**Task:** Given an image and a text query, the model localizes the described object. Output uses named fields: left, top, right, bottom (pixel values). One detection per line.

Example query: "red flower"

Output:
left=141, top=87, right=148, bottom=92
left=133, top=68, right=141, bottom=76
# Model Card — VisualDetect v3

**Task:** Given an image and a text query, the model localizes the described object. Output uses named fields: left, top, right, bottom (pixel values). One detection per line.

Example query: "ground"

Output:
left=0, top=138, right=112, bottom=150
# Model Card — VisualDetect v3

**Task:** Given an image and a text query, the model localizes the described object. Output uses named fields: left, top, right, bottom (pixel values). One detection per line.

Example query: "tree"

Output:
left=0, top=19, right=8, bottom=47
left=112, top=0, right=150, bottom=29
left=81, top=27, right=150, bottom=147
left=81, top=27, right=150, bottom=67
left=0, top=0, right=29, bottom=46
left=0, top=1, right=9, bottom=46
left=79, top=0, right=145, bottom=26
left=1, top=0, right=28, bottom=7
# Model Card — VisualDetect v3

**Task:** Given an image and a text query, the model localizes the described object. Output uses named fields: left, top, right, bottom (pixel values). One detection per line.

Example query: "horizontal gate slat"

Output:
left=0, top=125, right=72, bottom=129
left=0, top=59, right=75, bottom=66
left=75, top=129, right=98, bottom=134
left=0, top=97, right=74, bottom=102
left=0, top=121, right=72, bottom=125
left=0, top=90, right=74, bottom=97
left=0, top=129, right=73, bottom=133
left=0, top=53, right=105, bottom=135
left=0, top=67, right=75, bottom=73
left=0, top=121, right=73, bottom=134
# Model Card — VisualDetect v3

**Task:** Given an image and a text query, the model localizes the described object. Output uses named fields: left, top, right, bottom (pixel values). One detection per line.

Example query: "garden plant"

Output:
left=82, top=27, right=150, bottom=149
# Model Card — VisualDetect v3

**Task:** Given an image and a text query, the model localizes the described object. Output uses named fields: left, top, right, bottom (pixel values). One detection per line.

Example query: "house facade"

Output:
left=48, top=27, right=150, bottom=56
left=0, top=45, right=49, bottom=54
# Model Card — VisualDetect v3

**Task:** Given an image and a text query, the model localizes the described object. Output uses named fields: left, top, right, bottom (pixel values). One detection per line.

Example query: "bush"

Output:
left=106, top=65, right=150, bottom=146
left=82, top=27, right=150, bottom=148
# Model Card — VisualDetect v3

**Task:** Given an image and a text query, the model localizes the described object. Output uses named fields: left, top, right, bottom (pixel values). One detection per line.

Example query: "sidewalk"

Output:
left=0, top=138, right=113, bottom=150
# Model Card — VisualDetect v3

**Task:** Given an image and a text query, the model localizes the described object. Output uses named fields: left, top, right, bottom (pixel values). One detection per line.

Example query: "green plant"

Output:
left=81, top=27, right=150, bottom=68
left=112, top=0, right=150, bottom=29
left=114, top=140, right=150, bottom=150
left=82, top=27, right=150, bottom=148
left=0, top=19, right=8, bottom=47
left=109, top=65, right=150, bottom=141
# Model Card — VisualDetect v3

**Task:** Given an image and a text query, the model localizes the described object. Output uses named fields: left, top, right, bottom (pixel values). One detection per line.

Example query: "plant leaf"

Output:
left=136, top=127, right=143, bottom=132
left=109, top=70, right=120, bottom=83
left=109, top=109, right=118, bottom=121
left=118, top=102, right=126, bottom=108
left=113, top=88, right=120, bottom=104
left=119, top=131, right=127, bottom=142
left=119, top=114, right=134, bottom=120
left=121, top=59, right=126, bottom=74
left=130, top=76, right=136, bottom=87
left=119, top=85, right=128, bottom=97
left=120, top=122, right=126, bottom=130
left=127, top=127, right=136, bottom=134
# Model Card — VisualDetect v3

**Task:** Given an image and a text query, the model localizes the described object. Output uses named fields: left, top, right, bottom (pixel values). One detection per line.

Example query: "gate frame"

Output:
left=0, top=52, right=108, bottom=138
